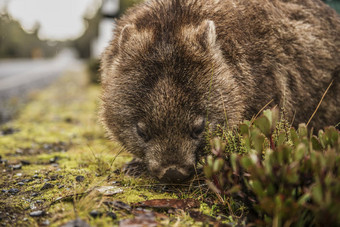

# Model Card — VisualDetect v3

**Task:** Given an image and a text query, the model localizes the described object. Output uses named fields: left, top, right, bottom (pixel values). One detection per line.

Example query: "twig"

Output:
left=306, top=80, right=333, bottom=127
left=250, top=99, right=274, bottom=124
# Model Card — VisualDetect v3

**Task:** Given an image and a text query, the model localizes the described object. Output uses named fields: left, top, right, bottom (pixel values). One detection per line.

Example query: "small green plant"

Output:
left=204, top=108, right=340, bottom=226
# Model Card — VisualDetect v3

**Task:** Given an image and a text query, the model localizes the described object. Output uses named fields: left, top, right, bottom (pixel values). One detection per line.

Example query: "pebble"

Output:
left=21, top=160, right=31, bottom=165
left=33, top=174, right=40, bottom=179
left=0, top=127, right=17, bottom=135
left=11, top=164, right=22, bottom=170
left=89, top=210, right=102, bottom=218
left=49, top=157, right=58, bottom=163
left=113, top=169, right=120, bottom=175
left=15, top=149, right=23, bottom=155
left=75, top=175, right=85, bottom=182
left=9, top=188, right=19, bottom=195
left=96, top=186, right=123, bottom=196
left=41, top=219, right=50, bottom=226
left=23, top=179, right=33, bottom=183
left=31, top=192, right=39, bottom=197
left=49, top=175, right=58, bottom=181
left=40, top=183, right=54, bottom=190
left=29, top=210, right=45, bottom=217
left=36, top=200, right=44, bottom=204
left=43, top=144, right=52, bottom=150
left=106, top=212, right=117, bottom=220
left=17, top=182, right=25, bottom=186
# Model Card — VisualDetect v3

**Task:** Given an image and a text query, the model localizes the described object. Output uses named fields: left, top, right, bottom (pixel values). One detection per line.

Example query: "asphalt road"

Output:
left=0, top=50, right=80, bottom=123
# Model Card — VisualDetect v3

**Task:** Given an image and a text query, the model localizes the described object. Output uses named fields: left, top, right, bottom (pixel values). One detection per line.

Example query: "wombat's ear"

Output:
left=118, top=24, right=136, bottom=50
left=182, top=20, right=217, bottom=51
left=201, top=20, right=216, bottom=47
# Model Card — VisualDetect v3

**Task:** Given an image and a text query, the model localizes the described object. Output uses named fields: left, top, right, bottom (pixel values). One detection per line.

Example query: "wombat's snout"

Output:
left=158, top=166, right=194, bottom=183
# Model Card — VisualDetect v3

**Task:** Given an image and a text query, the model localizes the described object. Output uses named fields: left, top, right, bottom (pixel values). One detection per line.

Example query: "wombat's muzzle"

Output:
left=158, top=166, right=193, bottom=183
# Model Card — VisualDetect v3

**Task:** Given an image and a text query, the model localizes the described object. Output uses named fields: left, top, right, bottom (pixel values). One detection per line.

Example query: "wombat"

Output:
left=100, top=0, right=340, bottom=182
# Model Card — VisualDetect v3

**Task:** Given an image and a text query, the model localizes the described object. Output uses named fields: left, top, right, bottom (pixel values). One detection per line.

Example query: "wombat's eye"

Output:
left=191, top=116, right=205, bottom=139
left=136, top=122, right=150, bottom=142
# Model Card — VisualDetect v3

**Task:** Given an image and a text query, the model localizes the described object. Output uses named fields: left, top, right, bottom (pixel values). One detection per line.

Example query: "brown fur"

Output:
left=101, top=0, right=340, bottom=182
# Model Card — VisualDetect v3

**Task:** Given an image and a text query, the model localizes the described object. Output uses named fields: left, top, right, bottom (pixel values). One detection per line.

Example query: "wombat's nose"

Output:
left=160, top=167, right=189, bottom=183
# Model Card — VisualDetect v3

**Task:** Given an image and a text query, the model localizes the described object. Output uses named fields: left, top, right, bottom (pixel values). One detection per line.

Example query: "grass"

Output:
left=0, top=65, right=227, bottom=226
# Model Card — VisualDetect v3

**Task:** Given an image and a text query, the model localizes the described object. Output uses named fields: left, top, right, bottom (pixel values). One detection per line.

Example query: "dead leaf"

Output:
left=134, top=198, right=199, bottom=210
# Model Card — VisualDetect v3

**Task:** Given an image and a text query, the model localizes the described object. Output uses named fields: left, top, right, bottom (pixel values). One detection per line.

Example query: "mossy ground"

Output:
left=0, top=65, right=228, bottom=226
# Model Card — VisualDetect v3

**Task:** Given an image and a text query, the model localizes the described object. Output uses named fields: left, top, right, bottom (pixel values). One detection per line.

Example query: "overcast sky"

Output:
left=2, top=0, right=102, bottom=41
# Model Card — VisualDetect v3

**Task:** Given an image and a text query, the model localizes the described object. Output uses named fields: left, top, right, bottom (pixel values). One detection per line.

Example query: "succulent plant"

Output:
left=204, top=108, right=340, bottom=226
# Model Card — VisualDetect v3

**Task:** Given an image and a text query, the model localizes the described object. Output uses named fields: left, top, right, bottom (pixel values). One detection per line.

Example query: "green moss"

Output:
left=0, top=66, right=211, bottom=226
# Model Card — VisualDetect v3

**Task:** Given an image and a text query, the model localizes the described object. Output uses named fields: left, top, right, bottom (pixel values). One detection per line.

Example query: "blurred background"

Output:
left=0, top=0, right=143, bottom=123
left=0, top=0, right=339, bottom=124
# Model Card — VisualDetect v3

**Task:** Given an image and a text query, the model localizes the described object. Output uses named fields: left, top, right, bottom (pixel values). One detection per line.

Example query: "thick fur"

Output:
left=101, top=0, right=340, bottom=181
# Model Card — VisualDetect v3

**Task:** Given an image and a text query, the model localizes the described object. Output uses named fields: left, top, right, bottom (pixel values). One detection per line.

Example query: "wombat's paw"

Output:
left=123, top=158, right=147, bottom=177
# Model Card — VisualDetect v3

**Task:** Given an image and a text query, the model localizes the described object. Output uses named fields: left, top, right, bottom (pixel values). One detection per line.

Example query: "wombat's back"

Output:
left=102, top=0, right=340, bottom=130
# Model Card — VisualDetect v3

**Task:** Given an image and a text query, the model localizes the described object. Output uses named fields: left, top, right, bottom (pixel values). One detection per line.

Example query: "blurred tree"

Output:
left=72, top=0, right=143, bottom=59
left=0, top=13, right=61, bottom=58
left=72, top=8, right=102, bottom=59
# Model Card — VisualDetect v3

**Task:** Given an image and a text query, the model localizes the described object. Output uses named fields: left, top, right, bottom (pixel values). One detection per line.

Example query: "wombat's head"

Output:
left=132, top=76, right=208, bottom=182
left=101, top=18, right=242, bottom=182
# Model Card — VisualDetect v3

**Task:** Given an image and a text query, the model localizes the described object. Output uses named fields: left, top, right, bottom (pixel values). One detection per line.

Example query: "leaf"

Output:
left=253, top=134, right=265, bottom=154
left=311, top=136, right=322, bottom=151
left=263, top=109, right=273, bottom=126
left=297, top=193, right=311, bottom=205
left=203, top=165, right=213, bottom=179
left=211, top=137, right=224, bottom=155
left=263, top=108, right=279, bottom=132
left=230, top=153, right=238, bottom=172
left=252, top=180, right=264, bottom=197
left=324, top=126, right=339, bottom=148
left=240, top=156, right=253, bottom=169
left=212, top=158, right=224, bottom=173
left=239, top=123, right=249, bottom=136
left=254, top=116, right=271, bottom=137
left=290, top=128, right=299, bottom=147
left=277, top=131, right=286, bottom=146
left=294, top=143, right=307, bottom=161
left=286, top=169, right=299, bottom=184
left=207, top=155, right=214, bottom=167
left=311, top=183, right=323, bottom=205
left=298, top=124, right=308, bottom=138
